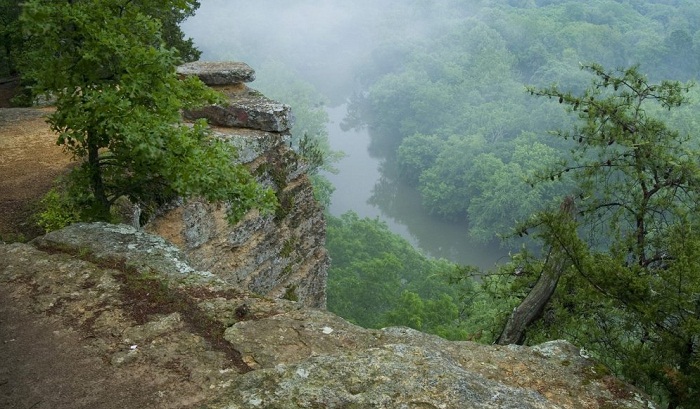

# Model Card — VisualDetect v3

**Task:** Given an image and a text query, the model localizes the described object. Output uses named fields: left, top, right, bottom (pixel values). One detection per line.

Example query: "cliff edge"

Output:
left=146, top=61, right=328, bottom=309
left=0, top=62, right=657, bottom=408
left=0, top=223, right=656, bottom=408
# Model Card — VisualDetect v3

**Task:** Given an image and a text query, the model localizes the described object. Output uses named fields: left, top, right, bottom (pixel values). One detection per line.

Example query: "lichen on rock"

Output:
left=0, top=223, right=658, bottom=408
left=146, top=61, right=327, bottom=309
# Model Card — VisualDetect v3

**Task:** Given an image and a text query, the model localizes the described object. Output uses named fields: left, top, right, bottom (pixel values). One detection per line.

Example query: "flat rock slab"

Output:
left=0, top=224, right=659, bottom=409
left=177, top=61, right=256, bottom=85
left=184, top=92, right=295, bottom=133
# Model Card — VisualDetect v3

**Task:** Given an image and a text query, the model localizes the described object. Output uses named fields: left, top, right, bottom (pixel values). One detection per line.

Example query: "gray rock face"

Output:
left=32, top=222, right=205, bottom=278
left=176, top=61, right=256, bottom=85
left=223, top=345, right=555, bottom=409
left=0, top=229, right=658, bottom=409
left=184, top=90, right=296, bottom=132
left=179, top=61, right=294, bottom=133
left=144, top=61, right=326, bottom=308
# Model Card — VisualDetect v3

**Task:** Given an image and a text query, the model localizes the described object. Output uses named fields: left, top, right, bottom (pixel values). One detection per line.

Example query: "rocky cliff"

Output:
left=0, top=223, right=657, bottom=408
left=0, top=61, right=659, bottom=408
left=145, top=61, right=328, bottom=309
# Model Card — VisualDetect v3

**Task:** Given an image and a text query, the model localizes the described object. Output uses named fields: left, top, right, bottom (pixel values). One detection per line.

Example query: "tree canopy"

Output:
left=499, top=64, right=700, bottom=408
left=21, top=0, right=275, bottom=227
left=2, top=0, right=200, bottom=80
left=326, top=211, right=503, bottom=341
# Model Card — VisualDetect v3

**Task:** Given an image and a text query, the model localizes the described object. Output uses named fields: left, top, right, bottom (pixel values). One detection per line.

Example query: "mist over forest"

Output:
left=182, top=0, right=456, bottom=102
left=183, top=2, right=700, bottom=406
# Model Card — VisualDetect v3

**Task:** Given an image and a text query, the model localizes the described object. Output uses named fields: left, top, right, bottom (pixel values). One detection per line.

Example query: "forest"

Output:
left=2, top=0, right=699, bottom=407
left=182, top=1, right=700, bottom=406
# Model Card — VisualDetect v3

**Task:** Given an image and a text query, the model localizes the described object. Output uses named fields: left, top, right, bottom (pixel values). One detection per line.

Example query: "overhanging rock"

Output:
left=145, top=61, right=326, bottom=309
left=177, top=61, right=256, bottom=85
left=184, top=91, right=295, bottom=133
left=179, top=61, right=295, bottom=133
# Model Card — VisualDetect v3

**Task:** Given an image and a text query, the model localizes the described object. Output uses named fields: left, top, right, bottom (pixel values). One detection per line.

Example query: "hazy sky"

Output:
left=181, top=0, right=456, bottom=100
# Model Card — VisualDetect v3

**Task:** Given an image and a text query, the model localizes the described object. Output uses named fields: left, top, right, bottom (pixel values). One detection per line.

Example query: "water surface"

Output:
left=324, top=104, right=508, bottom=271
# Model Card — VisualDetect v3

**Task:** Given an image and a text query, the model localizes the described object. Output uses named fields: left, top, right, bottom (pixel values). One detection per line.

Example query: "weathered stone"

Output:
left=177, top=61, right=256, bottom=85
left=31, top=222, right=214, bottom=281
left=121, top=312, right=184, bottom=344
left=212, top=127, right=287, bottom=165
left=146, top=184, right=329, bottom=309
left=149, top=63, right=326, bottom=308
left=0, top=230, right=659, bottom=409
left=146, top=128, right=327, bottom=309
left=184, top=89, right=295, bottom=132
left=217, top=345, right=557, bottom=409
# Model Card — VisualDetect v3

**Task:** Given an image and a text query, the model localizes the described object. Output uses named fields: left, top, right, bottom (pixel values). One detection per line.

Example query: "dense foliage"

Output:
left=326, top=211, right=503, bottom=341
left=0, top=0, right=22, bottom=77
left=21, top=0, right=276, bottom=228
left=2, top=0, right=201, bottom=76
left=498, top=64, right=700, bottom=408
left=349, top=0, right=700, bottom=242
left=325, top=2, right=700, bottom=405
left=182, top=2, right=700, bottom=406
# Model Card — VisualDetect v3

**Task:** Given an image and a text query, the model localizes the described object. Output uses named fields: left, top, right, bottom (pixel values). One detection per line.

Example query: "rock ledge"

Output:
left=177, top=61, right=256, bottom=85
left=0, top=223, right=658, bottom=409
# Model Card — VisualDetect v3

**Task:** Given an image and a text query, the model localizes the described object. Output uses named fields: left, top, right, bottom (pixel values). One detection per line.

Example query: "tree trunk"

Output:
left=87, top=132, right=110, bottom=220
left=496, top=197, right=576, bottom=345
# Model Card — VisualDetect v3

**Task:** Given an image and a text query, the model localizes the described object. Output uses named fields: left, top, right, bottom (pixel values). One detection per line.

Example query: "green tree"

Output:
left=21, top=0, right=275, bottom=226
left=498, top=64, right=700, bottom=407
left=326, top=212, right=504, bottom=341
left=397, top=133, right=444, bottom=185
left=0, top=0, right=22, bottom=77
left=135, top=0, right=202, bottom=63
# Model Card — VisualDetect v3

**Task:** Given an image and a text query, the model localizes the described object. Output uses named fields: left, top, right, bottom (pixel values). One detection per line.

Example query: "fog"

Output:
left=181, top=1, right=506, bottom=268
left=181, top=0, right=468, bottom=103
left=181, top=1, right=698, bottom=269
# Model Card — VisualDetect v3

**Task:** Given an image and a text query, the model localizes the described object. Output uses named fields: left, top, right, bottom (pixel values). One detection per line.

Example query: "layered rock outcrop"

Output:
left=148, top=61, right=328, bottom=308
left=0, top=223, right=658, bottom=408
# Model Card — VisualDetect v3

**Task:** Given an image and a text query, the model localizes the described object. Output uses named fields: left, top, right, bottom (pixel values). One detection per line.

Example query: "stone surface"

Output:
left=144, top=147, right=328, bottom=308
left=146, top=62, right=325, bottom=309
left=32, top=222, right=207, bottom=279
left=176, top=61, right=256, bottom=85
left=0, top=229, right=658, bottom=409
left=184, top=90, right=295, bottom=133
left=217, top=345, right=557, bottom=409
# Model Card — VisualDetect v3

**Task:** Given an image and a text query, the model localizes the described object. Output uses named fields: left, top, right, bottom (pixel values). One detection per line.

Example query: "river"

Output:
left=323, top=104, right=508, bottom=271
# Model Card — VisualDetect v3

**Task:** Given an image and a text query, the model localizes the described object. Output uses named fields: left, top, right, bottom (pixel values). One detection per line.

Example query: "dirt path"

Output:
left=0, top=286, right=192, bottom=409
left=0, top=82, right=72, bottom=240
left=0, top=85, right=205, bottom=408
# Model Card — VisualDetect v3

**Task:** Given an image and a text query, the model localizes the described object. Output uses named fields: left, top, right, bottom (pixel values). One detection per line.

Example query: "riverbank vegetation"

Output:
left=6, top=0, right=700, bottom=406
left=351, top=0, right=700, bottom=245
left=206, top=1, right=700, bottom=405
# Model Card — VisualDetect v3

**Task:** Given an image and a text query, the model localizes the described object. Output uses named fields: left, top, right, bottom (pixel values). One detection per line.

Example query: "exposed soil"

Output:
left=0, top=82, right=204, bottom=408
left=0, top=286, right=201, bottom=409
left=0, top=80, right=72, bottom=240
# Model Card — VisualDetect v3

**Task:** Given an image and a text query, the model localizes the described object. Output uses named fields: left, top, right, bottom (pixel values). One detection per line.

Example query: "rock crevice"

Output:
left=146, top=61, right=328, bottom=309
left=0, top=223, right=658, bottom=408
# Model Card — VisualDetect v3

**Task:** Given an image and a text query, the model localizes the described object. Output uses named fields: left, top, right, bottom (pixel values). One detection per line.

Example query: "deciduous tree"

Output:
left=21, top=0, right=275, bottom=226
